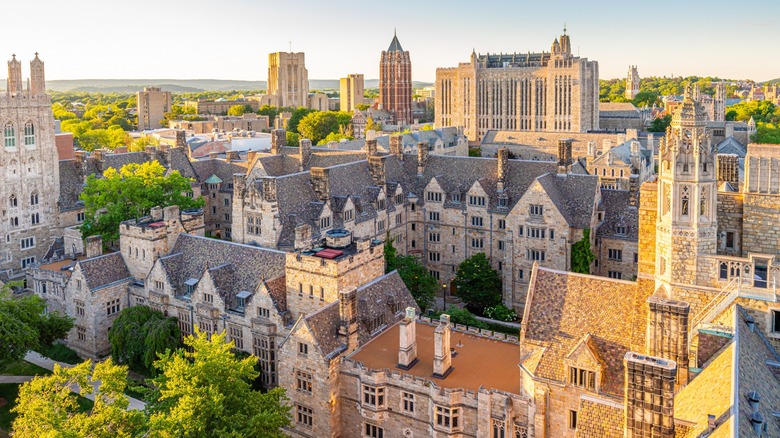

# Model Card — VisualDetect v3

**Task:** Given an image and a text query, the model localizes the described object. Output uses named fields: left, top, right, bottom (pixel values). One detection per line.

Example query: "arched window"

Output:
left=9, top=194, right=17, bottom=207
left=681, top=186, right=690, bottom=216
left=4, top=123, right=15, bottom=148
left=30, top=192, right=39, bottom=206
left=27, top=157, right=35, bottom=173
left=23, top=122, right=35, bottom=146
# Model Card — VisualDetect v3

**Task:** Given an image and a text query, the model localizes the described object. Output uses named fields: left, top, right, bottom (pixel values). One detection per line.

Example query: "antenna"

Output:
left=563, top=22, right=567, bottom=35
left=289, top=41, right=292, bottom=52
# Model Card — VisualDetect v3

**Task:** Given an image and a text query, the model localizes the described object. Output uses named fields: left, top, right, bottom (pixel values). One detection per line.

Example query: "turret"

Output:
left=7, top=54, right=22, bottom=96
left=30, top=53, right=45, bottom=96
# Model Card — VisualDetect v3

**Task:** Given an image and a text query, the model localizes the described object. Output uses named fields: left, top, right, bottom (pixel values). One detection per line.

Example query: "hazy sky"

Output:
left=2, top=0, right=778, bottom=83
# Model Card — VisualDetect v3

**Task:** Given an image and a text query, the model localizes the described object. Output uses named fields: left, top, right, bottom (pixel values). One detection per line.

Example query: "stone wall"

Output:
left=596, top=236, right=638, bottom=280
left=742, top=193, right=780, bottom=256
left=716, top=192, right=743, bottom=257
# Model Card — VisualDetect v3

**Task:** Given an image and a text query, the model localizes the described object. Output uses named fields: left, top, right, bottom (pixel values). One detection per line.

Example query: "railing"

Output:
left=689, top=277, right=741, bottom=340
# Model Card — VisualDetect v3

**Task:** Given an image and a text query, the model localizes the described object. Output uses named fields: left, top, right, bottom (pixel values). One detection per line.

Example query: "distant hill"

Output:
left=42, top=79, right=434, bottom=93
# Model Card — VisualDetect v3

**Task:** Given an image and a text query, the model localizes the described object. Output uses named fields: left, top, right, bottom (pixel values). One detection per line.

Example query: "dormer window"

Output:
left=236, top=291, right=251, bottom=311
left=426, top=191, right=442, bottom=202
left=468, top=195, right=486, bottom=207
left=343, top=209, right=354, bottom=222
left=498, top=197, right=508, bottom=208
left=395, top=193, right=404, bottom=204
left=569, top=366, right=596, bottom=391
left=377, top=198, right=386, bottom=210
left=451, top=193, right=462, bottom=203
left=184, top=278, right=198, bottom=296
left=320, top=216, right=331, bottom=230
left=616, top=226, right=626, bottom=236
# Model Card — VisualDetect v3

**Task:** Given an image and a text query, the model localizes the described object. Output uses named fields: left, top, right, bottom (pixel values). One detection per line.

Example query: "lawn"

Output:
left=0, top=383, right=94, bottom=436
left=34, top=343, right=82, bottom=365
left=0, top=360, right=51, bottom=377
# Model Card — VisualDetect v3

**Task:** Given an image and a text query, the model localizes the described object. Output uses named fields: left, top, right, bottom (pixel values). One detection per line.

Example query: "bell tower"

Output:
left=655, top=85, right=717, bottom=288
left=30, top=53, right=45, bottom=96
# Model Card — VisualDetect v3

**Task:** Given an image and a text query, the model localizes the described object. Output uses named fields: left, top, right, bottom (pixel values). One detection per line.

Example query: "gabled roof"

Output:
left=716, top=136, right=747, bottom=157
left=77, top=252, right=131, bottom=291
left=596, top=189, right=638, bottom=241
left=204, top=174, right=223, bottom=184
left=535, top=173, right=599, bottom=229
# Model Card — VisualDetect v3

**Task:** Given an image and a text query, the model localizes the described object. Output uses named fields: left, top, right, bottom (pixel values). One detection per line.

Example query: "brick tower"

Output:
left=379, top=31, right=412, bottom=125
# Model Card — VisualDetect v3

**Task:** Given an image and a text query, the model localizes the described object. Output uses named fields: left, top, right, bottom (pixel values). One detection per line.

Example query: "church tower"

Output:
left=7, top=55, right=22, bottom=96
left=379, top=31, right=412, bottom=126
left=30, top=53, right=45, bottom=96
left=625, top=65, right=640, bottom=100
left=655, top=85, right=717, bottom=288
left=713, top=82, right=726, bottom=122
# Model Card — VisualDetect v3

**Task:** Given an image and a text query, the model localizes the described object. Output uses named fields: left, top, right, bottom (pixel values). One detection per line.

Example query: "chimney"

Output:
left=432, top=314, right=453, bottom=378
left=145, top=145, right=158, bottom=161
left=85, top=235, right=103, bottom=259
left=717, top=154, right=739, bottom=187
left=497, top=147, right=509, bottom=192
left=225, top=150, right=239, bottom=161
left=366, top=139, right=378, bottom=159
left=623, top=353, right=677, bottom=438
left=175, top=130, right=186, bottom=149
left=557, top=139, right=572, bottom=174
left=389, top=134, right=403, bottom=159
left=368, top=155, right=387, bottom=187
left=646, top=297, right=690, bottom=386
left=397, top=307, right=418, bottom=370
left=310, top=167, right=330, bottom=201
left=338, top=287, right=359, bottom=352
left=260, top=177, right=277, bottom=202
left=647, top=133, right=655, bottom=153
left=92, top=148, right=107, bottom=163
left=299, top=138, right=312, bottom=171
left=271, top=128, right=286, bottom=154
left=209, top=152, right=218, bottom=160
left=294, top=223, right=312, bottom=251
left=628, top=174, right=639, bottom=207
left=150, top=206, right=163, bottom=221
left=417, top=142, right=429, bottom=176
left=74, top=150, right=87, bottom=164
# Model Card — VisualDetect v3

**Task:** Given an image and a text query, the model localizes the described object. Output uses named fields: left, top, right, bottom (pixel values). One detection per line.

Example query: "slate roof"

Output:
left=59, top=160, right=84, bottom=211
left=77, top=252, right=131, bottom=291
left=716, top=136, right=747, bottom=157
left=521, top=266, right=651, bottom=398
left=591, top=139, right=651, bottom=166
left=575, top=399, right=624, bottom=438
left=387, top=33, right=404, bottom=52
left=596, top=190, right=638, bottom=241
left=599, top=102, right=641, bottom=118
left=535, top=173, right=599, bottom=229
left=191, top=159, right=246, bottom=186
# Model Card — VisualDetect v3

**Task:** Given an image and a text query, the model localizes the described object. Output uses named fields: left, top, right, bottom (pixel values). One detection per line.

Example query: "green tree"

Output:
left=286, top=106, right=316, bottom=133
left=79, top=161, right=204, bottom=243
left=129, top=135, right=161, bottom=152
left=257, top=104, right=280, bottom=121
left=297, top=111, right=353, bottom=145
left=432, top=307, right=487, bottom=329
left=356, top=103, right=370, bottom=111
left=319, top=131, right=353, bottom=145
left=571, top=229, right=595, bottom=274
left=146, top=328, right=291, bottom=437
left=52, top=103, right=77, bottom=120
left=0, top=282, right=73, bottom=368
left=649, top=114, right=672, bottom=133
left=365, top=116, right=381, bottom=132
left=631, top=91, right=660, bottom=108
left=285, top=131, right=300, bottom=146
left=384, top=240, right=436, bottom=310
left=12, top=359, right=146, bottom=438
left=109, top=306, right=181, bottom=376
left=454, top=253, right=502, bottom=314
left=227, top=104, right=253, bottom=116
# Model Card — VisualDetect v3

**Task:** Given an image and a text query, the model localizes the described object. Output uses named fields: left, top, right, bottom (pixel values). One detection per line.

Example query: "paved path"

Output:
left=0, top=376, right=33, bottom=384
left=23, top=351, right=146, bottom=411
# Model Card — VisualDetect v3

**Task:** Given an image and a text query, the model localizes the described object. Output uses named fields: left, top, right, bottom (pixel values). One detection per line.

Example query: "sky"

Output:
left=1, top=0, right=779, bottom=83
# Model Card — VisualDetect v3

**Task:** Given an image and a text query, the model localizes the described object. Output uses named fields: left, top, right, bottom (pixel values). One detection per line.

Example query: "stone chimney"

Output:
left=299, top=138, right=312, bottom=171
left=397, top=307, right=418, bottom=370
left=389, top=134, right=403, bottom=159
left=587, top=141, right=596, bottom=157
left=624, top=353, right=677, bottom=438
left=338, top=287, right=359, bottom=352
left=310, top=167, right=330, bottom=201
left=74, top=150, right=87, bottom=164
left=92, top=148, right=107, bottom=163
left=225, top=150, right=239, bottom=161
left=558, top=139, right=572, bottom=174
left=497, top=148, right=509, bottom=192
left=247, top=150, right=258, bottom=164
left=717, top=154, right=739, bottom=187
left=432, top=314, right=453, bottom=378
left=294, top=223, right=312, bottom=251
left=647, top=133, right=655, bottom=153
left=260, top=177, right=277, bottom=202
left=368, top=155, right=387, bottom=187
left=209, top=152, right=218, bottom=160
left=150, top=206, right=163, bottom=221
left=85, top=235, right=103, bottom=259
left=366, top=139, right=378, bottom=159
left=417, top=142, right=429, bottom=176
left=270, top=128, right=285, bottom=154
left=628, top=174, right=639, bottom=208
left=175, top=130, right=186, bottom=149
left=646, top=297, right=690, bottom=386
left=145, top=145, right=158, bottom=161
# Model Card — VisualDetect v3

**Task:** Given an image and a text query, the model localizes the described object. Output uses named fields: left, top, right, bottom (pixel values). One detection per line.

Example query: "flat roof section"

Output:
left=350, top=321, right=520, bottom=394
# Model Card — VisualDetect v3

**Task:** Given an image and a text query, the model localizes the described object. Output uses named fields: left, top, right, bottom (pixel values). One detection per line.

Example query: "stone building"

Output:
left=168, top=113, right=270, bottom=134
left=340, top=74, right=365, bottom=112
left=598, top=102, right=643, bottom=131
left=587, top=138, right=654, bottom=190
left=379, top=32, right=413, bottom=125
left=267, top=52, right=309, bottom=108
left=137, top=87, right=172, bottom=130
left=435, top=29, right=599, bottom=142
left=624, top=65, right=640, bottom=100
left=184, top=98, right=260, bottom=116
left=0, top=54, right=61, bottom=278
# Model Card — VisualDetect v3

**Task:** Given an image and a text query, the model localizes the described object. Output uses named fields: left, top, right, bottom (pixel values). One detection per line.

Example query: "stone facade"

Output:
left=183, top=98, right=260, bottom=116
left=436, top=30, right=599, bottom=142
left=624, top=65, right=640, bottom=100
left=137, top=87, right=172, bottom=130
left=267, top=52, right=309, bottom=108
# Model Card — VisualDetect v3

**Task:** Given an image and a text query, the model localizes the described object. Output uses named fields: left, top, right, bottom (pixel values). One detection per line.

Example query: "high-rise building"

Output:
left=435, top=29, right=599, bottom=141
left=267, top=52, right=309, bottom=108
left=625, top=65, right=640, bottom=100
left=339, top=74, right=364, bottom=112
left=136, top=87, right=172, bottom=130
left=379, top=32, right=412, bottom=125
left=0, top=54, right=62, bottom=274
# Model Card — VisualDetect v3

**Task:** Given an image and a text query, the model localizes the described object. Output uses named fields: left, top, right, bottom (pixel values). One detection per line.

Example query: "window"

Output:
left=569, top=410, right=578, bottom=429
left=395, top=193, right=404, bottom=204
left=258, top=307, right=270, bottom=318
left=344, top=209, right=354, bottom=222
left=223, top=198, right=229, bottom=206
left=75, top=300, right=85, bottom=317
left=428, top=211, right=440, bottom=222
left=518, top=225, right=523, bottom=236
left=395, top=213, right=402, bottom=225
left=471, top=216, right=483, bottom=227
left=106, top=299, right=121, bottom=316
left=608, top=271, right=622, bottom=279
left=725, top=231, right=735, bottom=249
left=212, top=206, right=216, bottom=214
left=608, top=249, right=623, bottom=261
left=498, top=197, right=508, bottom=208
left=435, top=406, right=460, bottom=431
left=428, top=232, right=440, bottom=242
left=430, top=269, right=440, bottom=279
left=402, top=392, right=415, bottom=413
left=77, top=212, right=85, bottom=222
left=515, top=425, right=529, bottom=438
left=498, top=219, right=506, bottom=230
left=681, top=186, right=690, bottom=216
left=570, top=367, right=596, bottom=390
left=469, top=195, right=486, bottom=207
left=178, top=310, right=192, bottom=335
left=377, top=219, right=385, bottom=232
left=20, top=237, right=35, bottom=249
left=4, top=123, right=15, bottom=148
left=498, top=240, right=505, bottom=250
left=772, top=310, right=780, bottom=334
left=298, top=342, right=308, bottom=355
left=471, top=238, right=484, bottom=249
left=9, top=194, right=18, bottom=207
left=320, top=286, right=325, bottom=301
left=309, top=285, right=314, bottom=299
left=154, top=280, right=164, bottom=291
left=30, top=192, right=38, bottom=206
left=30, top=213, right=40, bottom=225
left=362, top=385, right=386, bottom=408
left=411, top=223, right=416, bottom=231
left=377, top=198, right=386, bottom=210
left=549, top=229, right=555, bottom=240
left=254, top=335, right=276, bottom=386
left=452, top=193, right=462, bottom=203
left=320, top=216, right=331, bottom=229
left=366, top=314, right=386, bottom=333
left=528, top=249, right=545, bottom=261
left=296, top=404, right=313, bottom=428
left=518, top=269, right=524, bottom=279
left=364, top=423, right=384, bottom=438
left=498, top=261, right=503, bottom=271
left=493, top=419, right=506, bottom=438
left=296, top=370, right=313, bottom=393
left=76, top=326, right=86, bottom=342
left=429, top=251, right=441, bottom=262
left=529, top=227, right=545, bottom=239
left=529, top=204, right=543, bottom=216
left=227, top=325, right=243, bottom=349
left=203, top=293, right=214, bottom=304
left=21, top=256, right=35, bottom=268
left=426, top=191, right=442, bottom=202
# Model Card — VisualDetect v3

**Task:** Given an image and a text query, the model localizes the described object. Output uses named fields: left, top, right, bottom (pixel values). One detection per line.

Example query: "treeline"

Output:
left=599, top=76, right=739, bottom=104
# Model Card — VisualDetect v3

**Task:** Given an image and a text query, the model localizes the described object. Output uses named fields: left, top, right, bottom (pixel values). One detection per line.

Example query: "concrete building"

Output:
left=137, top=87, right=172, bottom=130
left=435, top=29, right=599, bottom=142
left=340, top=74, right=364, bottom=112
left=379, top=32, right=413, bottom=125
left=267, top=52, right=309, bottom=108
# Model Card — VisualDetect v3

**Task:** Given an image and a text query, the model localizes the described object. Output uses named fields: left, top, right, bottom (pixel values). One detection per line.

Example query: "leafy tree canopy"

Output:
left=385, top=240, right=436, bottom=310
left=79, top=161, right=203, bottom=243
left=649, top=114, right=672, bottom=133
left=454, top=253, right=502, bottom=314
left=296, top=111, right=352, bottom=145
left=109, top=306, right=181, bottom=376
left=286, top=107, right=317, bottom=134
left=227, top=104, right=253, bottom=116
left=571, top=228, right=595, bottom=274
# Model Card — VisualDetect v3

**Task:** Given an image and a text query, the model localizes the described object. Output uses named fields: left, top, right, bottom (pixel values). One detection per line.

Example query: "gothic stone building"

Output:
left=435, top=30, right=599, bottom=142
left=379, top=32, right=413, bottom=126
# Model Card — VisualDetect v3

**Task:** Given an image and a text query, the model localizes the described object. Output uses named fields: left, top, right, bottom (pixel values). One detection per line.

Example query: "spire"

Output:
left=387, top=30, right=404, bottom=52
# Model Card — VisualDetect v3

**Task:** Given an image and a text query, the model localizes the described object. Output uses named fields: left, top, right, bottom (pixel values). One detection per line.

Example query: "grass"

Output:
left=0, top=360, right=51, bottom=377
left=0, top=383, right=94, bottom=436
left=34, top=344, right=82, bottom=365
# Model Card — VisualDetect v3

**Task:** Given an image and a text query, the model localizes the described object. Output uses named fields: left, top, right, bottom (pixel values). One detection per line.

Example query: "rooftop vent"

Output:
left=747, top=391, right=761, bottom=412
left=750, top=412, right=764, bottom=435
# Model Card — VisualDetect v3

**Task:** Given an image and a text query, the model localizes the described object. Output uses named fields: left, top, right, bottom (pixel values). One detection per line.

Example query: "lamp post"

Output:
left=442, top=282, right=447, bottom=310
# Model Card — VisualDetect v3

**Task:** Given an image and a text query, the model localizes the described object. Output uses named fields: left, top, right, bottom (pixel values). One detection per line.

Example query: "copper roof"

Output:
left=350, top=321, right=520, bottom=394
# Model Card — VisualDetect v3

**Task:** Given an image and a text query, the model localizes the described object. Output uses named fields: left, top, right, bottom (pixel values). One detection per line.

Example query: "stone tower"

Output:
left=713, top=81, right=726, bottom=122
left=625, top=65, right=640, bottom=100
left=379, top=31, right=412, bottom=125
left=267, top=52, right=309, bottom=108
left=655, top=86, right=717, bottom=288
left=0, top=54, right=61, bottom=274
